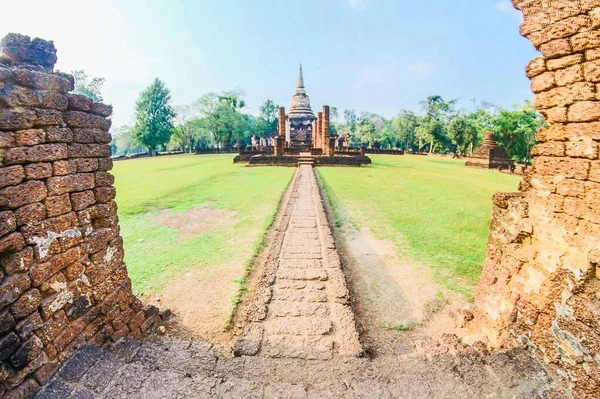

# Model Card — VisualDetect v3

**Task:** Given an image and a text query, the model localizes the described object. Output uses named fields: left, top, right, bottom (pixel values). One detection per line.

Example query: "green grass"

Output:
left=112, top=154, right=294, bottom=296
left=380, top=322, right=416, bottom=331
left=317, top=155, right=520, bottom=298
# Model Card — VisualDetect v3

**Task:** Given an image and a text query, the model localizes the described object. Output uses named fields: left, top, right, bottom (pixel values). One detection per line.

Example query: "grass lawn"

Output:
left=112, top=154, right=294, bottom=296
left=317, top=155, right=520, bottom=298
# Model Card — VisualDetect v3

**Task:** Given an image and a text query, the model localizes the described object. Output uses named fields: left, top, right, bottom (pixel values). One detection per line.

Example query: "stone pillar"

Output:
left=359, top=146, right=366, bottom=156
left=0, top=34, right=162, bottom=396
left=329, top=137, right=336, bottom=157
left=317, top=112, right=323, bottom=151
left=278, top=107, right=286, bottom=137
left=312, top=121, right=317, bottom=149
left=462, top=3, right=600, bottom=397
left=322, top=106, right=330, bottom=156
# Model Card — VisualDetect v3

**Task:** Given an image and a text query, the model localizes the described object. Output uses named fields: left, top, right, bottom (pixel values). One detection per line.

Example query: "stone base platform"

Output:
left=245, top=154, right=371, bottom=167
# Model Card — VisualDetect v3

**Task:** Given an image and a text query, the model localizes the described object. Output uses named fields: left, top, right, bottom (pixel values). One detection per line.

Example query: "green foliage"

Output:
left=196, top=90, right=249, bottom=148
left=380, top=322, right=416, bottom=331
left=256, top=99, right=279, bottom=136
left=448, top=114, right=478, bottom=156
left=317, top=155, right=520, bottom=297
left=71, top=70, right=105, bottom=102
left=133, top=78, right=176, bottom=154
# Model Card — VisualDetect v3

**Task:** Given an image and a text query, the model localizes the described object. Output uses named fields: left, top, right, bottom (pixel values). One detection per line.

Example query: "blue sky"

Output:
left=1, top=0, right=537, bottom=127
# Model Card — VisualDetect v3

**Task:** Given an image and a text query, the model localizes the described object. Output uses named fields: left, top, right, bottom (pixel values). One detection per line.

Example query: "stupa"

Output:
left=287, top=64, right=316, bottom=149
left=465, top=132, right=514, bottom=170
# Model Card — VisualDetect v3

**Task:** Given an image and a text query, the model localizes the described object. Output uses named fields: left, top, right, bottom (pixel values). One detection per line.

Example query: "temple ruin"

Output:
left=2, top=0, right=600, bottom=396
left=465, top=131, right=514, bottom=170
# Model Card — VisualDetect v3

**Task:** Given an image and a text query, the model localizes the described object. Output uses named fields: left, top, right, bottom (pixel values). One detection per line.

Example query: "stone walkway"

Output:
left=34, top=336, right=558, bottom=398
left=234, top=165, right=362, bottom=359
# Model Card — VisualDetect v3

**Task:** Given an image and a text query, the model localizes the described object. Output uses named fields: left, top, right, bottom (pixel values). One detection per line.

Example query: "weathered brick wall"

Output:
left=0, top=34, right=161, bottom=398
left=464, top=1, right=600, bottom=397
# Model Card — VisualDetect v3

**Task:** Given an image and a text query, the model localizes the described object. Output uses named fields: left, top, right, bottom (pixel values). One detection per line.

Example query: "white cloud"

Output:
left=346, top=0, right=368, bottom=11
left=495, top=0, right=522, bottom=19
left=407, top=62, right=435, bottom=77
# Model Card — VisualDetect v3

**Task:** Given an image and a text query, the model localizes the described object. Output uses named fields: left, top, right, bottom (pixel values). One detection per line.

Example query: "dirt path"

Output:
left=234, top=165, right=362, bottom=359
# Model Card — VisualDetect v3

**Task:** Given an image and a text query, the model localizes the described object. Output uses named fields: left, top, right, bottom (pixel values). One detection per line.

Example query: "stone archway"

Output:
left=463, top=1, right=600, bottom=396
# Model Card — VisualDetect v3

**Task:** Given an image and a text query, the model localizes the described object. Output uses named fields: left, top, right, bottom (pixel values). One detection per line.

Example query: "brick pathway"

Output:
left=234, top=165, right=361, bottom=359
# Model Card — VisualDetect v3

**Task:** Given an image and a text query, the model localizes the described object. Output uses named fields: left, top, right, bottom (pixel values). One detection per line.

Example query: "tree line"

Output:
left=72, top=72, right=545, bottom=163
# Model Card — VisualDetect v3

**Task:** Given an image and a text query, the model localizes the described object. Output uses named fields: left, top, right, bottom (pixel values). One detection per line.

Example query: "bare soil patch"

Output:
left=154, top=207, right=237, bottom=242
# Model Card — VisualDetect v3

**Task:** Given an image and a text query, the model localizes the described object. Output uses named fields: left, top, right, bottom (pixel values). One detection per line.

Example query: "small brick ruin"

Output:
left=465, top=132, right=514, bottom=170
left=0, top=34, right=162, bottom=398
left=463, top=1, right=600, bottom=397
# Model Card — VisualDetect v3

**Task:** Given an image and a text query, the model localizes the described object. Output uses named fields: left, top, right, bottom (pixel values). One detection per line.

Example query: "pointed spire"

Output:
left=297, top=63, right=305, bottom=91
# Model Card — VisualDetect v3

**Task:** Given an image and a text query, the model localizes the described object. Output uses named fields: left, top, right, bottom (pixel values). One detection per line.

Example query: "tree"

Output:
left=493, top=101, right=545, bottom=163
left=393, top=110, right=419, bottom=151
left=448, top=114, right=478, bottom=156
left=71, top=70, right=105, bottom=102
left=419, top=95, right=457, bottom=153
left=173, top=104, right=200, bottom=152
left=256, top=99, right=279, bottom=136
left=133, top=78, right=176, bottom=155
left=195, top=90, right=248, bottom=148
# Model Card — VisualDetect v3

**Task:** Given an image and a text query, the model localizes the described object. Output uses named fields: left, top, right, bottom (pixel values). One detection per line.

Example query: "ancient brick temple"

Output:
left=0, top=34, right=162, bottom=398
left=286, top=65, right=316, bottom=150
left=465, top=131, right=514, bottom=170
left=462, top=1, right=600, bottom=397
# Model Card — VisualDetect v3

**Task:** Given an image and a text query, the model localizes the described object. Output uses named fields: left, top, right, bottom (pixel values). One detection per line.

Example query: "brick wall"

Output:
left=0, top=34, right=161, bottom=398
left=464, top=1, right=600, bottom=397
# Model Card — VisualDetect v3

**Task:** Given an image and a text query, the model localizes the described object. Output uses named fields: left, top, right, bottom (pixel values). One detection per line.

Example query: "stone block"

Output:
left=0, top=310, right=16, bottom=336
left=539, top=38, right=572, bottom=59
left=0, top=166, right=25, bottom=189
left=47, top=173, right=94, bottom=196
left=10, top=289, right=42, bottom=320
left=571, top=30, right=600, bottom=52
left=45, top=193, right=72, bottom=217
left=0, top=33, right=57, bottom=70
left=72, top=128, right=96, bottom=143
left=91, top=103, right=112, bottom=117
left=94, top=187, right=116, bottom=204
left=30, top=246, right=80, bottom=287
left=94, top=130, right=111, bottom=144
left=52, top=160, right=77, bottom=176
left=565, top=138, right=599, bottom=159
left=0, top=332, right=21, bottom=361
left=46, top=127, right=73, bottom=143
left=0, top=109, right=36, bottom=130
left=0, top=274, right=30, bottom=311
left=9, top=68, right=73, bottom=92
left=568, top=101, right=600, bottom=122
left=13, top=129, right=45, bottom=146
left=0, top=180, right=47, bottom=208
left=526, top=57, right=546, bottom=78
left=547, top=54, right=584, bottom=70
left=67, top=143, right=111, bottom=158
left=531, top=142, right=565, bottom=156
left=0, top=85, right=68, bottom=110
left=530, top=71, right=556, bottom=92
left=32, top=108, right=63, bottom=127
left=94, top=171, right=114, bottom=187
left=67, top=94, right=92, bottom=112
left=0, top=131, right=11, bottom=147
left=0, top=233, right=26, bottom=255
left=554, top=64, right=584, bottom=87
left=97, top=158, right=113, bottom=171
left=1, top=247, right=33, bottom=274
left=70, top=191, right=96, bottom=211
left=583, top=59, right=600, bottom=82
left=14, top=203, right=46, bottom=226
left=4, top=143, right=68, bottom=165
left=533, top=156, right=590, bottom=179
left=542, top=107, right=568, bottom=123
left=39, top=272, right=67, bottom=295
left=587, top=48, right=600, bottom=61
left=24, top=162, right=52, bottom=180
left=0, top=210, right=17, bottom=237
left=75, top=158, right=98, bottom=173
left=590, top=161, right=600, bottom=182
left=4, top=379, right=41, bottom=399
left=64, top=111, right=111, bottom=131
